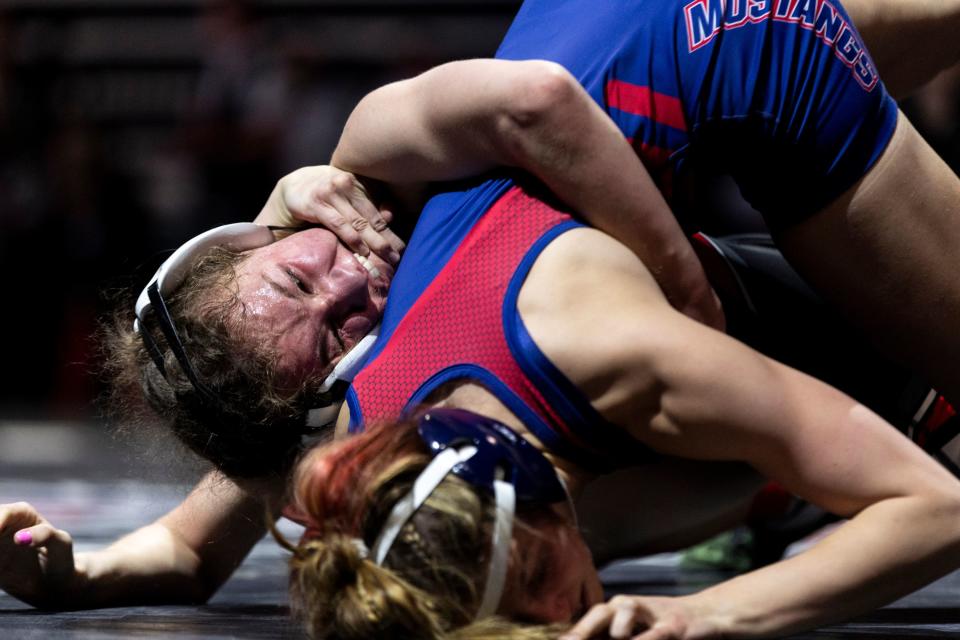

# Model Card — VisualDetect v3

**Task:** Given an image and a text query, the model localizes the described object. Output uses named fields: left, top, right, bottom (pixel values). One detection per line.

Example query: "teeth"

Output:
left=353, top=253, right=381, bottom=279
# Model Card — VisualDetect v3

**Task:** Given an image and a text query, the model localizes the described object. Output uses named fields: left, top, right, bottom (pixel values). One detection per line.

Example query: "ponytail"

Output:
left=287, top=419, right=568, bottom=639
left=290, top=532, right=445, bottom=638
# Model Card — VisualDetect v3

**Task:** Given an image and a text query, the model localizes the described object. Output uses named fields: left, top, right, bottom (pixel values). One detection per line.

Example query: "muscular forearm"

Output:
left=66, top=523, right=211, bottom=609
left=846, top=0, right=960, bottom=99
left=496, top=67, right=718, bottom=326
left=691, top=494, right=960, bottom=637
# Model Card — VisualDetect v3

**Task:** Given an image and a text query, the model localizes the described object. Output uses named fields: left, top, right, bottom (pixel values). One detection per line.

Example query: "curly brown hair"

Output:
left=100, top=247, right=333, bottom=477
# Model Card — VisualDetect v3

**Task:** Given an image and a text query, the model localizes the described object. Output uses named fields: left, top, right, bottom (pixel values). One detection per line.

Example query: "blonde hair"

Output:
left=284, top=419, right=569, bottom=639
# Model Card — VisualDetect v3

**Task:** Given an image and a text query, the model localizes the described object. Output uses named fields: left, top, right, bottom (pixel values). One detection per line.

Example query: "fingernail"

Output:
left=388, top=250, right=401, bottom=265
left=14, top=531, right=32, bottom=545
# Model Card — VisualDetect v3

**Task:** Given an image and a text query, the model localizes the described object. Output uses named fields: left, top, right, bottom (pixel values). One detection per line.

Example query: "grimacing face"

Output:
left=233, top=228, right=393, bottom=390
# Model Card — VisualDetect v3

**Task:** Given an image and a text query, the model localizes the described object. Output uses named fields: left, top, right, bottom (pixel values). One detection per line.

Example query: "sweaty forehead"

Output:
left=232, top=268, right=326, bottom=389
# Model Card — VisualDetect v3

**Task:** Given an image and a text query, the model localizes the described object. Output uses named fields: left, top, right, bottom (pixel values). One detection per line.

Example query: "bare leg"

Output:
left=576, top=459, right=764, bottom=564
left=777, top=111, right=960, bottom=407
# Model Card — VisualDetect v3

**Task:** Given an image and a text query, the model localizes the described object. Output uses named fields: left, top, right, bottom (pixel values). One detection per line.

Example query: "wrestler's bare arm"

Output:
left=0, top=471, right=282, bottom=608
left=520, top=228, right=960, bottom=638
left=332, top=58, right=723, bottom=330
left=846, top=0, right=960, bottom=99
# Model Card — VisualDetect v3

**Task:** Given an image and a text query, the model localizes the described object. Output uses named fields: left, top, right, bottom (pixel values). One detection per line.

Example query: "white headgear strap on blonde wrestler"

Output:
left=370, top=445, right=517, bottom=619
left=371, top=447, right=476, bottom=565
left=479, top=475, right=516, bottom=618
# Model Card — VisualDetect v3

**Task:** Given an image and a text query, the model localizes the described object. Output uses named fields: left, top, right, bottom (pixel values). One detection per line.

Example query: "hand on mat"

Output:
left=561, top=594, right=718, bottom=640
left=0, top=501, right=78, bottom=606
left=254, top=165, right=404, bottom=265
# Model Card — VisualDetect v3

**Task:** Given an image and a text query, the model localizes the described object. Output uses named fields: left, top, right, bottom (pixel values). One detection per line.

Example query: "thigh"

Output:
left=776, top=111, right=960, bottom=401
left=576, top=459, right=764, bottom=564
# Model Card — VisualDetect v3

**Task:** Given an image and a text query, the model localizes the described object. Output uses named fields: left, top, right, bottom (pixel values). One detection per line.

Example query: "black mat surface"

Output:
left=2, top=452, right=959, bottom=638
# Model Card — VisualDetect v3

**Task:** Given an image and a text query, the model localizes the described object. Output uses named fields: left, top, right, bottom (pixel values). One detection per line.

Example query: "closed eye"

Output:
left=287, top=269, right=310, bottom=293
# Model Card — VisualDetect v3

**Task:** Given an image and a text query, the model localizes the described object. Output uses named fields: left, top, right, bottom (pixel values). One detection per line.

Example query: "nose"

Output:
left=327, top=262, right=370, bottom=311
left=304, top=261, right=369, bottom=318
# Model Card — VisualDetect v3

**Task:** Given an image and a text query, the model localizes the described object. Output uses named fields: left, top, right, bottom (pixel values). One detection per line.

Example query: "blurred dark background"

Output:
left=0, top=0, right=958, bottom=425
left=0, top=0, right=521, bottom=422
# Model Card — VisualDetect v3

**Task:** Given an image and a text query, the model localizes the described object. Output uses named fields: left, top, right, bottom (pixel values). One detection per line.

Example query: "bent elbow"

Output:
left=496, top=61, right=580, bottom=161
left=505, top=61, right=579, bottom=127
left=936, top=487, right=960, bottom=527
left=915, top=485, right=960, bottom=555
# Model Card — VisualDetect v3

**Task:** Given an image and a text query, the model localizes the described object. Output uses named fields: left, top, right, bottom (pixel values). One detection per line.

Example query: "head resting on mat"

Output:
left=102, top=225, right=392, bottom=476
left=284, top=410, right=603, bottom=638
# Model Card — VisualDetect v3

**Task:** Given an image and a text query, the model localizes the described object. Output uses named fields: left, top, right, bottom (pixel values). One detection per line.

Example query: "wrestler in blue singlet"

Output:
left=498, top=0, right=897, bottom=225
left=346, top=0, right=900, bottom=457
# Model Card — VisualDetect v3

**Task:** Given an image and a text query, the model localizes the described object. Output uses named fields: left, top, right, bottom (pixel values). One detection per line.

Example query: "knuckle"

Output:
left=311, top=184, right=336, bottom=202
left=369, top=240, right=390, bottom=255
left=350, top=217, right=370, bottom=232
left=330, top=172, right=353, bottom=191
left=609, top=595, right=635, bottom=609
left=370, top=217, right=389, bottom=232
left=327, top=216, right=350, bottom=230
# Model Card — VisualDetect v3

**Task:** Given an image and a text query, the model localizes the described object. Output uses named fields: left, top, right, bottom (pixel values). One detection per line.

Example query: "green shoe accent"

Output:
left=680, top=527, right=755, bottom=573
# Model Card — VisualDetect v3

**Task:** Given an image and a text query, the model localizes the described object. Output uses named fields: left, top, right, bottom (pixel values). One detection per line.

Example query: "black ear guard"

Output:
left=133, top=223, right=279, bottom=403
left=133, top=223, right=370, bottom=431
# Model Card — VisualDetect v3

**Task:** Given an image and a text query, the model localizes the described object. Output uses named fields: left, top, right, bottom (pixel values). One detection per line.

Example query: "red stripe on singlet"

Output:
left=606, top=79, right=687, bottom=132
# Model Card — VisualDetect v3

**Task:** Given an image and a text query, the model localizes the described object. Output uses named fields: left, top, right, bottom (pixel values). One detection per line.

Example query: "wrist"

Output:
left=680, top=592, right=739, bottom=639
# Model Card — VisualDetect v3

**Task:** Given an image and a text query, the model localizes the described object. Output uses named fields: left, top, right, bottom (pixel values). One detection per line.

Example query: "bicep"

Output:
left=332, top=59, right=565, bottom=183
left=524, top=231, right=951, bottom=518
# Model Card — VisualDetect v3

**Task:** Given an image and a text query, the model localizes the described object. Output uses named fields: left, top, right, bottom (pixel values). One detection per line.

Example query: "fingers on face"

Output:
left=314, top=190, right=403, bottom=264
left=345, top=194, right=404, bottom=263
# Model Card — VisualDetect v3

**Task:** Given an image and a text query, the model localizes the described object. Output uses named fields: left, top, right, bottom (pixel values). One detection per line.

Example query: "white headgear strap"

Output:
left=369, top=445, right=517, bottom=619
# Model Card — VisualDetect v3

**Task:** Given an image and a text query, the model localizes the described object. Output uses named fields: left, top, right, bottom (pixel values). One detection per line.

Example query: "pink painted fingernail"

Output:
left=13, top=530, right=32, bottom=545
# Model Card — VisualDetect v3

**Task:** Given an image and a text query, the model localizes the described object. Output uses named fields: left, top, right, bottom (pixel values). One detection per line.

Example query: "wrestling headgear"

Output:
left=133, top=223, right=377, bottom=430
left=370, top=408, right=572, bottom=618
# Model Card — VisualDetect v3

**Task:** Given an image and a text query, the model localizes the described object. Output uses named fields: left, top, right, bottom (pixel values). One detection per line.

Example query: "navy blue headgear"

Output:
left=418, top=408, right=568, bottom=504
left=371, top=408, right=572, bottom=619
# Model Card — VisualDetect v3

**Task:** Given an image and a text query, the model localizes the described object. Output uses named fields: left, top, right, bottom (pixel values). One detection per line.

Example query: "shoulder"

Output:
left=518, top=226, right=663, bottom=314
left=516, top=227, right=674, bottom=420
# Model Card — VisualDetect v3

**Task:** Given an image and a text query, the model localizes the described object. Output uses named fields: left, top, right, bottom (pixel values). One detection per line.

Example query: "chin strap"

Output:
left=304, top=325, right=380, bottom=429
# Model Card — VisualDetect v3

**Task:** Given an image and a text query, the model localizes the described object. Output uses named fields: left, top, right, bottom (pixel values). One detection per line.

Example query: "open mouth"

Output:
left=352, top=252, right=381, bottom=279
